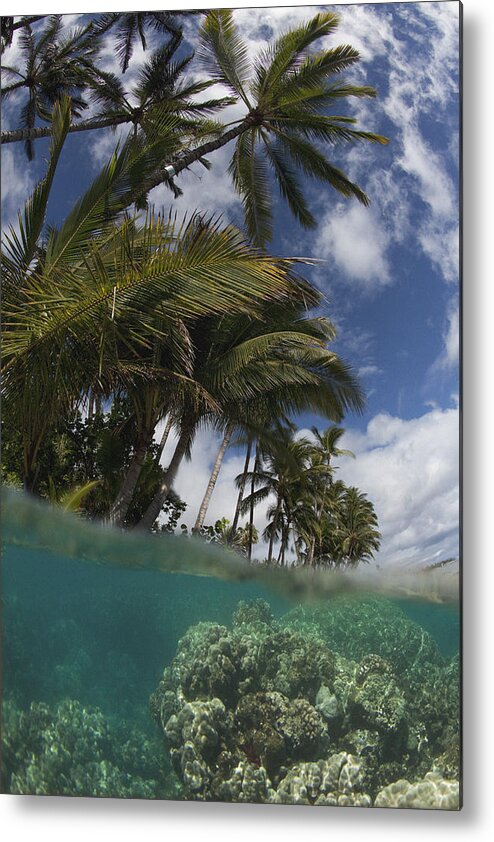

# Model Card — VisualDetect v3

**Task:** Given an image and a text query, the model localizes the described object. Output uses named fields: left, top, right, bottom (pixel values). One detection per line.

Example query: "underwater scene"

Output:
left=1, top=492, right=461, bottom=810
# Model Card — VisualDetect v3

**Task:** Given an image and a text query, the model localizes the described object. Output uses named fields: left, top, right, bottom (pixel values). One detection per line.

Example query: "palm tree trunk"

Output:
left=193, top=422, right=234, bottom=533
left=137, top=112, right=261, bottom=197
left=230, top=438, right=252, bottom=538
left=12, top=15, right=46, bottom=30
left=280, top=523, right=289, bottom=566
left=306, top=535, right=316, bottom=567
left=1, top=113, right=131, bottom=145
left=108, top=436, right=151, bottom=527
left=248, top=441, right=260, bottom=561
left=267, top=496, right=281, bottom=564
left=136, top=423, right=193, bottom=531
left=155, top=414, right=173, bottom=465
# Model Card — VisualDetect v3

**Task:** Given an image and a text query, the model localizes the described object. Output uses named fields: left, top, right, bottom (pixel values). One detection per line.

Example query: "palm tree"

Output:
left=332, top=486, right=381, bottom=567
left=230, top=436, right=253, bottom=538
left=1, top=32, right=232, bottom=167
left=240, top=421, right=309, bottom=564
left=2, top=102, right=315, bottom=491
left=106, top=323, right=194, bottom=527
left=0, top=15, right=99, bottom=158
left=138, top=9, right=388, bottom=244
left=190, top=301, right=366, bottom=534
left=92, top=10, right=201, bottom=73
left=137, top=302, right=364, bottom=532
left=1, top=16, right=46, bottom=53
left=303, top=425, right=355, bottom=565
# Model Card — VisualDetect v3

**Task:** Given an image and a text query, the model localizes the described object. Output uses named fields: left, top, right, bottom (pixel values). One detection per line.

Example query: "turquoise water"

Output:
left=1, top=492, right=460, bottom=808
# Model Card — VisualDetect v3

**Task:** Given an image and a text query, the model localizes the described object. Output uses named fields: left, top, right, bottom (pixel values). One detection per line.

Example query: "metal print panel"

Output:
left=0, top=2, right=461, bottom=810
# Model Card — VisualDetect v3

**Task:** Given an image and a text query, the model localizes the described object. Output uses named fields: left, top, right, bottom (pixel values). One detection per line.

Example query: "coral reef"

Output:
left=374, top=772, right=460, bottom=810
left=151, top=598, right=460, bottom=808
left=1, top=698, right=177, bottom=799
left=272, top=753, right=372, bottom=806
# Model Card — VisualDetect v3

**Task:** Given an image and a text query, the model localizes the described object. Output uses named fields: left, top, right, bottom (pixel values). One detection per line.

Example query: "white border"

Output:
left=2, top=0, right=494, bottom=838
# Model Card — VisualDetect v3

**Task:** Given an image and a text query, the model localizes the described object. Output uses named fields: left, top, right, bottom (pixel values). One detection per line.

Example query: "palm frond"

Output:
left=229, top=130, right=272, bottom=246
left=197, top=10, right=251, bottom=107
left=2, top=96, right=71, bottom=273
left=262, top=136, right=315, bottom=229
left=271, top=112, right=388, bottom=146
left=271, top=127, right=371, bottom=205
left=253, top=11, right=340, bottom=101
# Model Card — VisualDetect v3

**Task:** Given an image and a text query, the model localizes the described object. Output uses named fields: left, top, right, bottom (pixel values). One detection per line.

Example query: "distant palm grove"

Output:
left=1, top=9, right=386, bottom=567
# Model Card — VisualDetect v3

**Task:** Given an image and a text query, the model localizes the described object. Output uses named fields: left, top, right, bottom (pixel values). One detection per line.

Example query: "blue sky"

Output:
left=1, top=2, right=461, bottom=568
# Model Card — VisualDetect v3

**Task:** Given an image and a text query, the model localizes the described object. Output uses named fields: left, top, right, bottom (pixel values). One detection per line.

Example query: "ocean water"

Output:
left=1, top=491, right=461, bottom=808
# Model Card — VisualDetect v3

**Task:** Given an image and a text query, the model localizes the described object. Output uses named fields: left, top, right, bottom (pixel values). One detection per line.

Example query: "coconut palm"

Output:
left=1, top=16, right=46, bottom=53
left=302, top=425, right=355, bottom=564
left=92, top=10, right=201, bottom=73
left=332, top=486, right=381, bottom=566
left=190, top=301, right=366, bottom=534
left=240, top=421, right=300, bottom=563
left=0, top=15, right=100, bottom=158
left=1, top=32, right=232, bottom=172
left=248, top=425, right=314, bottom=564
left=137, top=302, right=364, bottom=532
left=138, top=9, right=388, bottom=244
left=2, top=101, right=315, bottom=491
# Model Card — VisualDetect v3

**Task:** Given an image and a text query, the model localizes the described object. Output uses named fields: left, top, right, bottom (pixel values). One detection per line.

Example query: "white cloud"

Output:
left=309, top=2, right=460, bottom=292
left=357, top=364, right=382, bottom=378
left=155, top=422, right=271, bottom=544
left=148, top=137, right=242, bottom=222
left=155, top=404, right=459, bottom=571
left=429, top=297, right=460, bottom=374
left=315, top=203, right=392, bottom=289
left=0, top=147, right=35, bottom=233
left=381, top=3, right=460, bottom=285
left=336, top=407, right=459, bottom=569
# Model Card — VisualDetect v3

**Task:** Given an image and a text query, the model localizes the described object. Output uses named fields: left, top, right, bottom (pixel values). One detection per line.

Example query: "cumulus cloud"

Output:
left=429, top=296, right=460, bottom=374
left=310, top=2, right=459, bottom=292
left=155, top=404, right=459, bottom=571
left=315, top=203, right=392, bottom=290
left=336, top=407, right=460, bottom=569
left=0, top=147, right=35, bottom=233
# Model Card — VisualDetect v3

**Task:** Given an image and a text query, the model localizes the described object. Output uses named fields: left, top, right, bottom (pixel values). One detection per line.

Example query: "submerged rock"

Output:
left=1, top=697, right=173, bottom=799
left=271, top=753, right=372, bottom=806
left=151, top=598, right=460, bottom=808
left=374, top=772, right=460, bottom=810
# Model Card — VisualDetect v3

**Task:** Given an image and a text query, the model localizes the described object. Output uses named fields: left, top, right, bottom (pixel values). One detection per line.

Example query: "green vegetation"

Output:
left=1, top=10, right=387, bottom=569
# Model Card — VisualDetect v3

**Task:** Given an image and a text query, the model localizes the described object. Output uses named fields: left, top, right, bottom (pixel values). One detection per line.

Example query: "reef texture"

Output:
left=1, top=698, right=177, bottom=798
left=151, top=598, right=460, bottom=809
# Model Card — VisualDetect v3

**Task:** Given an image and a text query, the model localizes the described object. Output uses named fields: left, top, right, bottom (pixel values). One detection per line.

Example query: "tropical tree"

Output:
left=0, top=15, right=100, bottom=158
left=137, top=9, right=388, bottom=244
left=2, top=10, right=387, bottom=247
left=139, top=302, right=364, bottom=533
left=1, top=16, right=46, bottom=53
left=2, top=100, right=318, bottom=493
left=329, top=485, right=381, bottom=566
left=91, top=10, right=200, bottom=73
left=241, top=422, right=310, bottom=564
left=1, top=31, right=231, bottom=173
left=302, top=425, right=355, bottom=564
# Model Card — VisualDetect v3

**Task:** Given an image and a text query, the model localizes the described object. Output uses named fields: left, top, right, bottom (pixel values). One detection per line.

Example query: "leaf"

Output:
left=59, top=479, right=102, bottom=512
left=2, top=95, right=71, bottom=273
left=197, top=10, right=251, bottom=107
